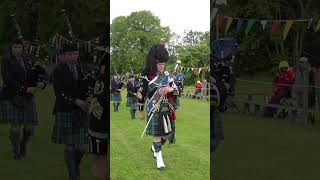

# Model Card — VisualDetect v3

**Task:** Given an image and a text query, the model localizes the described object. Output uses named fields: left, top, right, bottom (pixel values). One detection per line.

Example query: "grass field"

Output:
left=110, top=90, right=210, bottom=180
left=213, top=73, right=320, bottom=180
left=0, top=85, right=95, bottom=180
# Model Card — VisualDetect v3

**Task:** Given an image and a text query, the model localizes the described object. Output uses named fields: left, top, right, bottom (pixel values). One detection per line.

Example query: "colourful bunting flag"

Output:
left=316, top=19, right=320, bottom=32
left=236, top=19, right=244, bottom=33
left=283, top=20, right=294, bottom=40
left=245, top=20, right=255, bottom=35
left=271, top=21, right=281, bottom=38
left=260, top=20, right=268, bottom=30
left=218, top=16, right=225, bottom=29
left=308, top=19, right=313, bottom=29
left=225, top=17, right=233, bottom=34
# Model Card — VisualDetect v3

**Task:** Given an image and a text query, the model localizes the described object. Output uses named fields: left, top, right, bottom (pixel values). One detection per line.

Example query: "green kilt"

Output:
left=111, top=91, right=122, bottom=102
left=146, top=111, right=172, bottom=136
left=126, top=96, right=137, bottom=110
left=52, top=112, right=89, bottom=144
left=0, top=98, right=38, bottom=125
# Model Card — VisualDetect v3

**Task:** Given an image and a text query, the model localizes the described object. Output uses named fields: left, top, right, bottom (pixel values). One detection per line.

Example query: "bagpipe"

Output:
left=11, top=14, right=49, bottom=90
left=78, top=64, right=99, bottom=100
left=212, top=63, right=227, bottom=112
left=175, top=73, right=184, bottom=97
left=28, top=61, right=48, bottom=89
left=141, top=71, right=175, bottom=138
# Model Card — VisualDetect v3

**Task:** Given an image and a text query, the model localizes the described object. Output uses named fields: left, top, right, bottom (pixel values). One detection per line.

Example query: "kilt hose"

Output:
left=52, top=112, right=89, bottom=144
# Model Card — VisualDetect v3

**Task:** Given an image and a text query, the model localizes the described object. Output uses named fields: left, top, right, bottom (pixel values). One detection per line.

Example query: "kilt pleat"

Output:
left=146, top=111, right=172, bottom=136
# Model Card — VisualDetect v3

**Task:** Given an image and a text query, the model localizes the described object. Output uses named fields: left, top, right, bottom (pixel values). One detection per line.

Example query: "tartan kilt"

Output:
left=146, top=111, right=172, bottom=136
left=0, top=99, right=38, bottom=125
left=111, top=92, right=122, bottom=102
left=126, top=96, right=137, bottom=110
left=52, top=112, right=89, bottom=144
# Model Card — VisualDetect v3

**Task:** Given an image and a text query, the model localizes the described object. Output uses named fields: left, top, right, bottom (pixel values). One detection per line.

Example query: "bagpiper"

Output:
left=88, top=54, right=108, bottom=180
left=111, top=74, right=122, bottom=112
left=138, top=44, right=180, bottom=170
left=126, top=75, right=138, bottom=119
left=0, top=38, right=46, bottom=160
left=51, top=43, right=89, bottom=180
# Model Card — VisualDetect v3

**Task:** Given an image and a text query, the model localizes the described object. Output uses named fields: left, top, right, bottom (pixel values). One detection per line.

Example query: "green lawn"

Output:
left=214, top=74, right=320, bottom=180
left=110, top=90, right=210, bottom=180
left=0, top=86, right=94, bottom=179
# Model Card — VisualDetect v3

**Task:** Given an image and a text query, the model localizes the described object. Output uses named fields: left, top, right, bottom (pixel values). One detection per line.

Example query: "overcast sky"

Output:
left=110, top=0, right=209, bottom=36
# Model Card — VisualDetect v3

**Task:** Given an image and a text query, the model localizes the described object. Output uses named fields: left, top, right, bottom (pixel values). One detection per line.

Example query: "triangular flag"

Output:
left=176, top=66, right=182, bottom=73
left=225, top=17, right=233, bottom=34
left=260, top=20, right=268, bottom=30
left=283, top=20, right=294, bottom=40
left=236, top=19, right=244, bottom=33
left=271, top=21, right=281, bottom=38
left=315, top=19, right=320, bottom=32
left=245, top=20, right=255, bottom=35
left=218, top=16, right=225, bottom=29
left=308, top=19, right=313, bottom=29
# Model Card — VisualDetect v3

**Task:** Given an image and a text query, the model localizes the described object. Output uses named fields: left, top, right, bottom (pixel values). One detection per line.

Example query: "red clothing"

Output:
left=194, top=83, right=202, bottom=94
left=273, top=68, right=294, bottom=92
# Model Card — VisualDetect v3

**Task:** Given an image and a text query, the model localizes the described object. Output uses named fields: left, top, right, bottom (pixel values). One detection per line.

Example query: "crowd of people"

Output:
left=0, top=39, right=108, bottom=180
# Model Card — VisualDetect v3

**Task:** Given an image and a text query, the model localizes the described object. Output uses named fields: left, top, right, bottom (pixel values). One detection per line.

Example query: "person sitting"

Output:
left=193, top=81, right=202, bottom=95
left=264, top=61, right=295, bottom=117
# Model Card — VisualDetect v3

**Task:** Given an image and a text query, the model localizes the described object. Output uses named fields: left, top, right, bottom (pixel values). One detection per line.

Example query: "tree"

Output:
left=111, top=10, right=170, bottom=74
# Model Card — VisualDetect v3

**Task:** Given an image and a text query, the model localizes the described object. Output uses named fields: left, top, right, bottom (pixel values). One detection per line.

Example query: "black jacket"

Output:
left=52, top=63, right=84, bottom=113
left=126, top=81, right=137, bottom=97
left=1, top=54, right=34, bottom=99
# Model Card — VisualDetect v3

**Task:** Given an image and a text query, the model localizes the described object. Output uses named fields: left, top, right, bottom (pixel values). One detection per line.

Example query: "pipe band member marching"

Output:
left=126, top=74, right=138, bottom=119
left=88, top=55, right=108, bottom=180
left=138, top=44, right=180, bottom=170
left=111, top=74, right=123, bottom=112
left=0, top=38, right=46, bottom=160
left=51, top=43, right=89, bottom=180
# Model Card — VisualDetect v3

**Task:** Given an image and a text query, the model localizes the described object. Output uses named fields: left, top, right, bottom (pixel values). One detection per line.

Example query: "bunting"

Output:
left=316, top=19, right=320, bottom=32
left=271, top=21, right=281, bottom=38
left=176, top=65, right=209, bottom=75
left=217, top=15, right=320, bottom=39
left=236, top=19, right=244, bottom=33
left=225, top=17, right=233, bottom=34
left=245, top=20, right=255, bottom=35
left=283, top=20, right=293, bottom=40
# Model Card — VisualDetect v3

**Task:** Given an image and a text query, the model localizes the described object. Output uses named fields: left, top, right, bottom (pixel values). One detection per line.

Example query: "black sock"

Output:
left=75, top=150, right=85, bottom=177
left=64, top=148, right=77, bottom=178
left=130, top=110, right=136, bottom=119
left=113, top=103, right=117, bottom=111
left=20, top=128, right=33, bottom=157
left=9, top=128, right=21, bottom=156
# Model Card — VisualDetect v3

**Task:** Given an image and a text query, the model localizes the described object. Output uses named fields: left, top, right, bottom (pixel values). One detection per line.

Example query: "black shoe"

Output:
left=13, top=153, right=22, bottom=160
left=20, top=144, right=26, bottom=159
